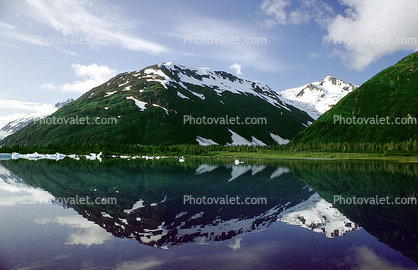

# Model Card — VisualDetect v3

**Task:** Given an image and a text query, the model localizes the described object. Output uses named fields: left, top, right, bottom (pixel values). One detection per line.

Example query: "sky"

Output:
left=0, top=0, right=417, bottom=127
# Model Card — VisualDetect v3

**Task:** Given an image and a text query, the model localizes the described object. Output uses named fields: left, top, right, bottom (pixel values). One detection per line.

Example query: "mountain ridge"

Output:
left=1, top=63, right=313, bottom=147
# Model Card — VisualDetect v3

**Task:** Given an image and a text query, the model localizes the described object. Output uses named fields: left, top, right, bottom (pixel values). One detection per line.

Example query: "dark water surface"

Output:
left=0, top=157, right=417, bottom=270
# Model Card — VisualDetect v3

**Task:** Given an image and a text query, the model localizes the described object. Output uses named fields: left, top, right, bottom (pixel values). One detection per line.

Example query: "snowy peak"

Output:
left=278, top=76, right=358, bottom=119
left=140, top=62, right=291, bottom=111
left=55, top=98, right=74, bottom=109
left=318, top=76, right=358, bottom=93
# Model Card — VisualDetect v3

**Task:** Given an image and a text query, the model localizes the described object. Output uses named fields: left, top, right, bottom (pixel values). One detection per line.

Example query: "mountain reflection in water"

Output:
left=0, top=158, right=417, bottom=266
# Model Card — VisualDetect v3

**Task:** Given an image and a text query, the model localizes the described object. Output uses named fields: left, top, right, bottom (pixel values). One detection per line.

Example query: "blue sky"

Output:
left=0, top=0, right=417, bottom=127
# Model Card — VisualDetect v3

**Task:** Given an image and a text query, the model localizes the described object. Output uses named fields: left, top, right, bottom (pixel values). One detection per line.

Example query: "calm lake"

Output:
left=0, top=157, right=417, bottom=270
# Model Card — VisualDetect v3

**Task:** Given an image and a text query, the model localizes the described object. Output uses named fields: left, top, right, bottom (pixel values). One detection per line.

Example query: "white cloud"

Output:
left=309, top=52, right=319, bottom=60
left=42, top=63, right=117, bottom=93
left=0, top=22, right=41, bottom=46
left=0, top=100, right=57, bottom=128
left=229, top=63, right=243, bottom=76
left=260, top=0, right=334, bottom=27
left=324, top=0, right=418, bottom=70
left=12, top=0, right=167, bottom=53
left=260, top=0, right=290, bottom=26
left=172, top=13, right=283, bottom=72
left=0, top=167, right=55, bottom=206
left=228, top=236, right=242, bottom=250
left=0, top=100, right=45, bottom=111
left=260, top=0, right=418, bottom=70
left=34, top=215, right=112, bottom=247
left=343, top=246, right=414, bottom=270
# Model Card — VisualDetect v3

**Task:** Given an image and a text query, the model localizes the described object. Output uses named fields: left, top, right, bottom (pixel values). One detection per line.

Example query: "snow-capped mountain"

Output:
left=278, top=76, right=358, bottom=119
left=0, top=98, right=74, bottom=138
left=278, top=192, right=359, bottom=238
left=2, top=63, right=314, bottom=147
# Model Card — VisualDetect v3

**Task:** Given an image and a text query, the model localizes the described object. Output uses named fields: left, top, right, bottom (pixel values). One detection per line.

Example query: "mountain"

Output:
left=292, top=51, right=418, bottom=143
left=1, top=63, right=313, bottom=147
left=0, top=98, right=74, bottom=138
left=278, top=76, right=358, bottom=120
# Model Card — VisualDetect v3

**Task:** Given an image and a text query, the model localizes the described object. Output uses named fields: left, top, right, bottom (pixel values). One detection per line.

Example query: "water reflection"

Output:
left=34, top=215, right=112, bottom=246
left=0, top=158, right=417, bottom=267
left=290, top=160, right=418, bottom=264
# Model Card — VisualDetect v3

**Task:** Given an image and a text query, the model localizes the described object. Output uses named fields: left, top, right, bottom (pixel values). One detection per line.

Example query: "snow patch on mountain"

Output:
left=278, top=76, right=358, bottom=119
left=177, top=91, right=190, bottom=100
left=196, top=136, right=219, bottom=146
left=152, top=104, right=169, bottom=115
left=126, top=96, right=147, bottom=111
left=270, top=133, right=290, bottom=145
left=104, top=91, right=117, bottom=97
left=141, top=68, right=169, bottom=89
left=226, top=129, right=266, bottom=146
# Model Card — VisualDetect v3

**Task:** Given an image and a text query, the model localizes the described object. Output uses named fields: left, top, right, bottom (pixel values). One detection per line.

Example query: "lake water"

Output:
left=0, top=157, right=417, bottom=270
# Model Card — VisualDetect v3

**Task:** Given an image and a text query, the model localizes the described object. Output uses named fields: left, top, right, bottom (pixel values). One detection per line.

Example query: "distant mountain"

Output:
left=0, top=98, right=74, bottom=138
left=54, top=98, right=75, bottom=109
left=1, top=63, right=313, bottom=147
left=292, top=51, right=418, bottom=143
left=278, top=76, right=358, bottom=120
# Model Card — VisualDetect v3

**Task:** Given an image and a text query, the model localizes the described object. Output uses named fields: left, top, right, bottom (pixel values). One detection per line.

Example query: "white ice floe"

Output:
left=11, top=152, right=66, bottom=161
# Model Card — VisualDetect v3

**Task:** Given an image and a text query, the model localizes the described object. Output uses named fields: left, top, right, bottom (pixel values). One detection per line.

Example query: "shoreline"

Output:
left=1, top=151, right=417, bottom=163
